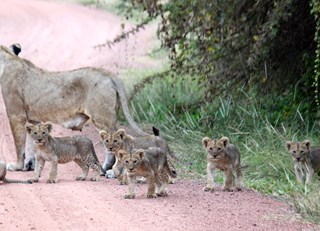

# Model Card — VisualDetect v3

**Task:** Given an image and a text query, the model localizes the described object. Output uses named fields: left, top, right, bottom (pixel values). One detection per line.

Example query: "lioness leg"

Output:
left=7, top=119, right=26, bottom=171
left=74, top=160, right=89, bottom=181
left=203, top=165, right=215, bottom=192
left=101, top=151, right=115, bottom=176
left=222, top=169, right=234, bottom=191
left=47, top=159, right=58, bottom=183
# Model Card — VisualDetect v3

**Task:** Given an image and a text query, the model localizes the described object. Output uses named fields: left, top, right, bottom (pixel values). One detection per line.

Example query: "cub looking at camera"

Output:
left=118, top=148, right=177, bottom=199
left=202, top=136, right=243, bottom=192
left=286, top=140, right=320, bottom=184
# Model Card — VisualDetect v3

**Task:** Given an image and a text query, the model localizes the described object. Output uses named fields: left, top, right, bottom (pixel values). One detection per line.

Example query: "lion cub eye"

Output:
left=133, top=160, right=137, bottom=164
left=292, top=150, right=296, bottom=154
left=300, top=151, right=304, bottom=154
left=33, top=132, right=37, bottom=135
left=125, top=160, right=129, bottom=164
left=42, top=131, right=46, bottom=135
left=217, top=148, right=222, bottom=151
left=114, top=140, right=118, bottom=143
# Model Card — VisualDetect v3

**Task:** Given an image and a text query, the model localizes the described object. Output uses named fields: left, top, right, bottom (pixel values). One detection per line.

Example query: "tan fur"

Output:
left=99, top=128, right=178, bottom=184
left=0, top=44, right=147, bottom=171
left=118, top=148, right=176, bottom=199
left=26, top=122, right=104, bottom=183
left=286, top=140, right=320, bottom=184
left=0, top=160, right=32, bottom=184
left=202, top=137, right=243, bottom=192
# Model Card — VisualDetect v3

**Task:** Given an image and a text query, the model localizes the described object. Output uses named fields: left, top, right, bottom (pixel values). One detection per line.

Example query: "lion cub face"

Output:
left=26, top=122, right=53, bottom=146
left=202, top=137, right=229, bottom=161
left=286, top=140, right=311, bottom=162
left=99, top=129, right=127, bottom=152
left=118, top=149, right=144, bottom=173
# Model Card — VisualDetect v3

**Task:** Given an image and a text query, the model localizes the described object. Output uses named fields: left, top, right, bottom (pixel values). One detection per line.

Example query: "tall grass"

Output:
left=129, top=74, right=320, bottom=224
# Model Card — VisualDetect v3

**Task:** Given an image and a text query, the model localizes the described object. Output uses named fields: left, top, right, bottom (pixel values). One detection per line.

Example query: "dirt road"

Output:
left=0, top=0, right=317, bottom=230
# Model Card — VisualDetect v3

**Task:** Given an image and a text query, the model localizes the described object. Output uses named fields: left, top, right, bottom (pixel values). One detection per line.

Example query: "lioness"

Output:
left=286, top=140, right=320, bottom=184
left=0, top=160, right=32, bottom=184
left=118, top=148, right=177, bottom=199
left=0, top=44, right=148, bottom=171
left=99, top=128, right=179, bottom=184
left=26, top=121, right=104, bottom=183
left=202, top=137, right=243, bottom=192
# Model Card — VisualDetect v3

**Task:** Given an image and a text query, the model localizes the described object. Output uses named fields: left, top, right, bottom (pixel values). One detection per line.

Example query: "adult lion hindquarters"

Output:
left=0, top=44, right=147, bottom=171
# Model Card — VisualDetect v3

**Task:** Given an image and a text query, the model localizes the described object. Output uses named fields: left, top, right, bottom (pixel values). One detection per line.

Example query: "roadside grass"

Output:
left=61, top=0, right=320, bottom=224
left=129, top=73, right=320, bottom=224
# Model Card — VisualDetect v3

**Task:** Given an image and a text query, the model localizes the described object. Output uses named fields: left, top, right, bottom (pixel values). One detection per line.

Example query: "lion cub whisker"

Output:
left=26, top=121, right=105, bottom=183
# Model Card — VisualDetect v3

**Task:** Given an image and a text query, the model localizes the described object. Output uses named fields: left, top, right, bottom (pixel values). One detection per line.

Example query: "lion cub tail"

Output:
left=165, top=159, right=177, bottom=178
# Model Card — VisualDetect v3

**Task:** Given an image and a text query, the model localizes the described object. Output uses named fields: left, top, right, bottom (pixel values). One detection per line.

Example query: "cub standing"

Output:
left=286, top=140, right=320, bottom=184
left=118, top=148, right=177, bottom=199
left=99, top=128, right=178, bottom=184
left=26, top=122, right=104, bottom=183
left=202, top=136, right=243, bottom=192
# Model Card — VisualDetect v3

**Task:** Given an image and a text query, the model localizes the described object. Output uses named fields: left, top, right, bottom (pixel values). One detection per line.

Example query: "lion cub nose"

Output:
left=38, top=138, right=42, bottom=142
left=296, top=157, right=301, bottom=161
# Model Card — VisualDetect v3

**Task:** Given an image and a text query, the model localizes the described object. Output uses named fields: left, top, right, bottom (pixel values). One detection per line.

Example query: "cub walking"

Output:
left=202, top=136, right=243, bottom=192
left=26, top=122, right=104, bottom=183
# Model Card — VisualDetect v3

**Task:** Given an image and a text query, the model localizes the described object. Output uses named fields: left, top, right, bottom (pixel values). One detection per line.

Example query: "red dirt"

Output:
left=0, top=0, right=318, bottom=230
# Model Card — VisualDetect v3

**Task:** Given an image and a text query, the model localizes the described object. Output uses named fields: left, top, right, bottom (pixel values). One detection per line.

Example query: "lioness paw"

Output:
left=6, top=162, right=23, bottom=171
left=124, top=194, right=135, bottom=199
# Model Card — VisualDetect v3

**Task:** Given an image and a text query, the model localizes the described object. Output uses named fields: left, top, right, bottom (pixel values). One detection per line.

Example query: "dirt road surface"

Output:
left=0, top=0, right=318, bottom=230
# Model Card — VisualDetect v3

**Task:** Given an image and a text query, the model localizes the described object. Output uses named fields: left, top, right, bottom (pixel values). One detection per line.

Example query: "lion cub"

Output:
left=0, top=161, right=32, bottom=184
left=118, top=148, right=177, bottom=199
left=286, top=140, right=320, bottom=184
left=26, top=122, right=104, bottom=183
left=99, top=128, right=178, bottom=184
left=202, top=137, right=243, bottom=192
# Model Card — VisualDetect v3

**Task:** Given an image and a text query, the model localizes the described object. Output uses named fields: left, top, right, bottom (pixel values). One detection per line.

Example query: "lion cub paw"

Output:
left=124, top=194, right=135, bottom=199
left=46, top=179, right=57, bottom=184
left=76, top=176, right=86, bottom=181
left=156, top=191, right=168, bottom=197
left=90, top=177, right=100, bottom=182
left=203, top=186, right=215, bottom=192
left=222, top=186, right=234, bottom=192
left=147, top=193, right=157, bottom=198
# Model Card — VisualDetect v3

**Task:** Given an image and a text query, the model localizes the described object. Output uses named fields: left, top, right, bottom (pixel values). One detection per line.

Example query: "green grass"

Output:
left=128, top=72, right=320, bottom=224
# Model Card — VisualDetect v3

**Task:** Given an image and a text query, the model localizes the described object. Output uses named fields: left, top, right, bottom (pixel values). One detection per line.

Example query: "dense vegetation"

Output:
left=97, top=0, right=320, bottom=224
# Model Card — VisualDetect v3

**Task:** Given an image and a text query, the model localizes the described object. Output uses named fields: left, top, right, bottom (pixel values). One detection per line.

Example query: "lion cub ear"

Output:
left=25, top=122, right=34, bottom=134
left=116, top=129, right=127, bottom=140
left=134, top=149, right=145, bottom=159
left=202, top=137, right=211, bottom=148
left=302, top=140, right=311, bottom=150
left=117, top=150, right=127, bottom=162
left=286, top=141, right=293, bottom=151
left=44, top=121, right=53, bottom=133
left=99, top=130, right=108, bottom=141
left=220, top=137, right=229, bottom=147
